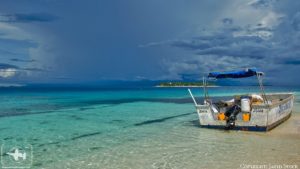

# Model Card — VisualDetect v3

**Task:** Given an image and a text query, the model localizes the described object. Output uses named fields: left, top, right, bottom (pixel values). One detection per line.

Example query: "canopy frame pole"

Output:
left=203, top=77, right=206, bottom=101
left=188, top=89, right=198, bottom=107
left=256, top=73, right=268, bottom=104
left=203, top=76, right=210, bottom=103
left=256, top=73, right=270, bottom=125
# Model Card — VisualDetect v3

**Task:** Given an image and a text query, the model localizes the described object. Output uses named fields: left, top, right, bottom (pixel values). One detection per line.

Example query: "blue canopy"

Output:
left=208, top=68, right=263, bottom=79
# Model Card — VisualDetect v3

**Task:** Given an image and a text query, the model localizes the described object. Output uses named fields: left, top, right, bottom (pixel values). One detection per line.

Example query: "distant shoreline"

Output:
left=0, top=83, right=25, bottom=88
left=156, top=81, right=217, bottom=88
left=155, top=85, right=220, bottom=88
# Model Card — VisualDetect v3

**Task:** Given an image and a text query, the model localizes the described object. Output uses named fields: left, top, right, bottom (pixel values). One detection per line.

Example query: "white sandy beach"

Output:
left=42, top=103, right=300, bottom=169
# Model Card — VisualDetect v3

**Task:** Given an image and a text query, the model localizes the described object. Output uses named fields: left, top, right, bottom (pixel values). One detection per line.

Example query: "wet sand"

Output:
left=267, top=104, right=300, bottom=138
left=42, top=104, right=300, bottom=169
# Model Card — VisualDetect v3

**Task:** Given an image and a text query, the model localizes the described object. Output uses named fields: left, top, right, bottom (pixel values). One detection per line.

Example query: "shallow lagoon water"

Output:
left=0, top=86, right=299, bottom=168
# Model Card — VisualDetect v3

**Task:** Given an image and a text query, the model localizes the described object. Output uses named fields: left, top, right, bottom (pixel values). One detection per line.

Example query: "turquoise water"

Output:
left=0, top=86, right=300, bottom=168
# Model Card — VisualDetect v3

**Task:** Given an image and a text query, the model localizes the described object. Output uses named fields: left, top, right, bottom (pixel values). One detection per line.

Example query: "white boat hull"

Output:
left=196, top=93, right=294, bottom=131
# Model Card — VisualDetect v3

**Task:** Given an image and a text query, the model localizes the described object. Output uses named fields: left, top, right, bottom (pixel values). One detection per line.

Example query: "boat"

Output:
left=188, top=68, right=294, bottom=131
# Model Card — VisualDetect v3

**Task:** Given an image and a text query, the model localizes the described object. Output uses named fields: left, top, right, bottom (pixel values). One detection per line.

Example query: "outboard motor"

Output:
left=225, top=104, right=241, bottom=129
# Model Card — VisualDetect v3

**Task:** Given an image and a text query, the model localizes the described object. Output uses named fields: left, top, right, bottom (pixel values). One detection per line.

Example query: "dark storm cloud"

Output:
left=10, top=58, right=36, bottom=63
left=0, top=63, right=19, bottom=69
left=178, top=73, right=202, bottom=80
left=0, top=49, right=21, bottom=56
left=282, top=60, right=300, bottom=65
left=0, top=63, right=45, bottom=72
left=22, top=68, right=46, bottom=72
left=171, top=40, right=212, bottom=50
left=249, top=0, right=278, bottom=8
left=291, top=12, right=300, bottom=31
left=0, top=13, right=58, bottom=23
left=168, top=25, right=269, bottom=60
left=222, top=18, right=233, bottom=25
left=140, top=0, right=300, bottom=83
left=53, top=76, right=73, bottom=80
left=0, top=0, right=299, bottom=85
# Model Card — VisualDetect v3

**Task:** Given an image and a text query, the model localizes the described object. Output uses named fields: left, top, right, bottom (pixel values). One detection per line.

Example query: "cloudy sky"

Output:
left=0, top=0, right=299, bottom=85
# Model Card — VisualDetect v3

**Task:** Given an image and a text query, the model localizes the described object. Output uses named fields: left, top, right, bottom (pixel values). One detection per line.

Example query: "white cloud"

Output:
left=0, top=15, right=58, bottom=81
left=0, top=68, right=17, bottom=78
left=0, top=22, right=31, bottom=40
left=260, top=11, right=284, bottom=28
left=145, top=0, right=299, bottom=84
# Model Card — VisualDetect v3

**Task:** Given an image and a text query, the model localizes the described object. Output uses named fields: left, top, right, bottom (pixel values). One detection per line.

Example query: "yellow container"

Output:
left=242, top=113, right=250, bottom=122
left=218, top=113, right=226, bottom=121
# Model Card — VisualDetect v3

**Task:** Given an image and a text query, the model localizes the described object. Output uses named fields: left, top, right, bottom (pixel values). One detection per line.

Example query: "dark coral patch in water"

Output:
left=71, top=132, right=102, bottom=140
left=134, top=112, right=193, bottom=126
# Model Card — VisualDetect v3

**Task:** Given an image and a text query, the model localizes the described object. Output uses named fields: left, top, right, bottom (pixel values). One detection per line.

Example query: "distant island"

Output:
left=156, top=81, right=217, bottom=87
